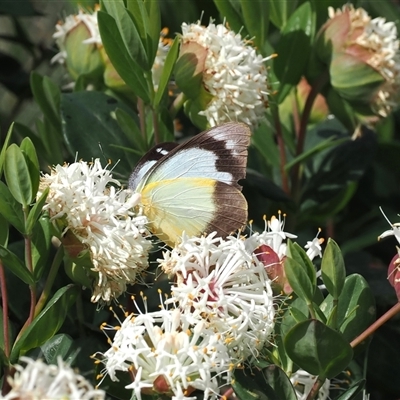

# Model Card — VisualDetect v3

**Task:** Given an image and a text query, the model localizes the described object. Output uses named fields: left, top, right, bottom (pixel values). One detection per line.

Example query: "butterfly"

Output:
left=129, top=122, right=251, bottom=247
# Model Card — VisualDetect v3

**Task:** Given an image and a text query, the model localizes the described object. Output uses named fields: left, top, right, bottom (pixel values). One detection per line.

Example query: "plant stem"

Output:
left=291, top=71, right=330, bottom=202
left=350, top=301, right=400, bottom=348
left=306, top=376, right=326, bottom=400
left=271, top=103, right=289, bottom=194
left=137, top=97, right=146, bottom=141
left=152, top=109, right=160, bottom=144
left=33, top=245, right=64, bottom=318
left=0, top=260, right=10, bottom=358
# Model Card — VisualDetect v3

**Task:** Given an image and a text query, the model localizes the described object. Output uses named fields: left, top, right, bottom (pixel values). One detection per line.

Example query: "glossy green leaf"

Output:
left=144, top=0, right=161, bottom=66
left=4, top=144, right=32, bottom=207
left=0, top=122, right=14, bottom=178
left=320, top=274, right=375, bottom=343
left=321, top=238, right=346, bottom=299
left=40, top=334, right=74, bottom=364
left=102, top=0, right=149, bottom=70
left=97, top=10, right=150, bottom=102
left=10, top=285, right=79, bottom=362
left=284, top=256, right=314, bottom=304
left=0, top=181, right=25, bottom=233
left=262, top=365, right=297, bottom=400
left=285, top=319, right=353, bottom=378
left=274, top=2, right=315, bottom=103
left=213, top=0, right=248, bottom=36
left=0, top=244, right=34, bottom=285
left=232, top=366, right=271, bottom=400
left=153, top=36, right=179, bottom=107
left=240, top=0, right=269, bottom=52
left=31, top=216, right=52, bottom=281
left=34, top=117, right=64, bottom=165
left=25, top=187, right=48, bottom=236
left=287, top=241, right=316, bottom=287
left=30, top=72, right=61, bottom=130
left=20, top=137, right=40, bottom=201
left=60, top=91, right=139, bottom=176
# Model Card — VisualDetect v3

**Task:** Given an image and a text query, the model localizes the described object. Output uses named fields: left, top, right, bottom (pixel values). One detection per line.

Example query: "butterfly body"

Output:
left=129, top=122, right=251, bottom=247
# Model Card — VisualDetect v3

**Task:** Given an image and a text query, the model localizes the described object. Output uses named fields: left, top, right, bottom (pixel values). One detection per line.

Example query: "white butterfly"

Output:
left=129, top=122, right=251, bottom=247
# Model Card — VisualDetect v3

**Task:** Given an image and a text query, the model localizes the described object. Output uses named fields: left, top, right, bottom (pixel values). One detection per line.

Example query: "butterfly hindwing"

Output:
left=129, top=122, right=251, bottom=246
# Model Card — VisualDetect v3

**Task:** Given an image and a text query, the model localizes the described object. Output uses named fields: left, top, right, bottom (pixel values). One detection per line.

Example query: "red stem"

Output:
left=0, top=260, right=10, bottom=357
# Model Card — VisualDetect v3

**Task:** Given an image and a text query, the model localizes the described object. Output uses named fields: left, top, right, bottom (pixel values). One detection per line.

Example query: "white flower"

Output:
left=246, top=214, right=297, bottom=259
left=53, top=9, right=170, bottom=89
left=290, top=369, right=330, bottom=400
left=1, top=357, right=105, bottom=400
left=180, top=21, right=270, bottom=128
left=304, top=229, right=324, bottom=261
left=38, top=159, right=152, bottom=303
left=52, top=8, right=101, bottom=65
left=96, top=308, right=232, bottom=400
left=328, top=4, right=400, bottom=117
left=159, top=232, right=275, bottom=360
left=378, top=208, right=400, bottom=244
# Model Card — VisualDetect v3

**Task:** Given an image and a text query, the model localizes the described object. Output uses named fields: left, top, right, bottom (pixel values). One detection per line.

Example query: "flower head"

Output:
left=317, top=4, right=400, bottom=121
left=178, top=21, right=270, bottom=128
left=96, top=308, right=232, bottom=400
left=38, top=159, right=152, bottom=303
left=1, top=357, right=105, bottom=400
left=53, top=8, right=170, bottom=90
left=159, top=232, right=275, bottom=360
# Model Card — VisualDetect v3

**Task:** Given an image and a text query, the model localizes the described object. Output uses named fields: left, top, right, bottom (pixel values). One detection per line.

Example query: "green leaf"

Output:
left=10, top=285, right=79, bottom=362
left=321, top=238, right=346, bottom=299
left=0, top=181, right=25, bottom=233
left=262, top=365, right=298, bottom=400
left=4, top=144, right=32, bottom=207
left=25, top=187, right=48, bottom=235
left=31, top=216, right=52, bottom=281
left=213, top=0, right=248, bottom=36
left=284, top=256, right=315, bottom=304
left=240, top=0, right=269, bottom=52
left=320, top=274, right=375, bottom=343
left=0, top=245, right=34, bottom=285
left=115, top=108, right=146, bottom=152
left=0, top=214, right=8, bottom=247
left=0, top=122, right=14, bottom=178
left=60, top=91, right=140, bottom=177
left=30, top=72, right=61, bottom=130
left=102, top=0, right=149, bottom=70
left=285, top=319, right=353, bottom=378
left=274, top=1, right=315, bottom=103
left=335, top=379, right=365, bottom=400
left=232, top=366, right=271, bottom=400
left=97, top=10, right=150, bottom=102
left=153, top=36, right=179, bottom=107
left=20, top=137, right=40, bottom=200
left=287, top=241, right=316, bottom=287
left=40, top=334, right=74, bottom=364
left=269, top=0, right=299, bottom=29
left=144, top=0, right=161, bottom=66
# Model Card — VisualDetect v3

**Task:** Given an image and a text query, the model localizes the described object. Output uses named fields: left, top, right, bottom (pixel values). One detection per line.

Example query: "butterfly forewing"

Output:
left=130, top=122, right=251, bottom=246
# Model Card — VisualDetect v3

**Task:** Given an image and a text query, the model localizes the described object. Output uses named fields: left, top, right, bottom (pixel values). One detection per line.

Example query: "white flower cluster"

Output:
left=52, top=8, right=170, bottom=89
left=97, top=308, right=232, bottom=400
left=329, top=4, right=400, bottom=117
left=39, top=159, right=152, bottom=303
left=160, top=232, right=275, bottom=360
left=1, top=357, right=105, bottom=400
left=96, top=215, right=325, bottom=399
left=52, top=8, right=101, bottom=65
left=180, top=21, right=270, bottom=128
